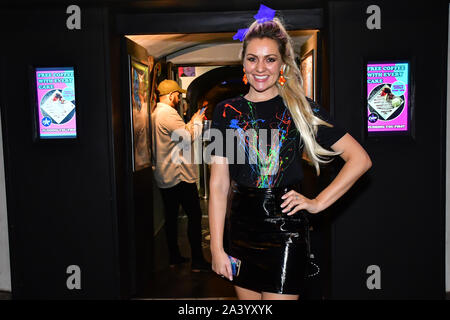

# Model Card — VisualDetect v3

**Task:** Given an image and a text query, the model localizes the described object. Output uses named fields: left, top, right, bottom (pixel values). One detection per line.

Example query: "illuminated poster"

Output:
left=178, top=66, right=196, bottom=77
left=300, top=50, right=314, bottom=99
left=35, top=67, right=77, bottom=139
left=367, top=61, right=409, bottom=133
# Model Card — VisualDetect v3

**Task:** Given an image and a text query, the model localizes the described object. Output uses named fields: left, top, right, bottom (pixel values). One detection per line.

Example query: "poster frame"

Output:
left=29, top=65, right=80, bottom=143
left=362, top=57, right=416, bottom=143
left=300, top=49, right=315, bottom=101
left=128, top=56, right=152, bottom=172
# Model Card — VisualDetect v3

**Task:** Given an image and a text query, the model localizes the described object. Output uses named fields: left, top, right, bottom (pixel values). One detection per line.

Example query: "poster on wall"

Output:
left=34, top=67, right=77, bottom=139
left=130, top=57, right=151, bottom=171
left=300, top=50, right=314, bottom=100
left=178, top=66, right=196, bottom=77
left=150, top=61, right=162, bottom=113
left=366, top=61, right=410, bottom=135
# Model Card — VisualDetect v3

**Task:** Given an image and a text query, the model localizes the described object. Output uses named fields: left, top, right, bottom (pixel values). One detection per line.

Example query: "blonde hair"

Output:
left=240, top=17, right=342, bottom=176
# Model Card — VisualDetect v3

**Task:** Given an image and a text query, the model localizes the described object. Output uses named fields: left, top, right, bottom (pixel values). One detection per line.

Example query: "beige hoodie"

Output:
left=151, top=102, right=203, bottom=188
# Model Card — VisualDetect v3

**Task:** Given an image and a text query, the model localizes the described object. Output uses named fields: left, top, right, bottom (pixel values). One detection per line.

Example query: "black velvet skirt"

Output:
left=225, top=180, right=310, bottom=295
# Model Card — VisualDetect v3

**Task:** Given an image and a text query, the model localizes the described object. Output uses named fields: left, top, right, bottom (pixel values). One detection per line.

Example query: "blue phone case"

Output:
left=228, top=256, right=241, bottom=277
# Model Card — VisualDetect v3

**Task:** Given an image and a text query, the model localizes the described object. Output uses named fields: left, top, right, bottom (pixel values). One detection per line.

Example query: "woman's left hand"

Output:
left=280, top=190, right=323, bottom=215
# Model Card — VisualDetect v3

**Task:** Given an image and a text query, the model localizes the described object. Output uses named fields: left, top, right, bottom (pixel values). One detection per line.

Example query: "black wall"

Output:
left=327, top=1, right=447, bottom=299
left=123, top=37, right=154, bottom=296
left=0, top=0, right=447, bottom=300
left=0, top=6, right=121, bottom=299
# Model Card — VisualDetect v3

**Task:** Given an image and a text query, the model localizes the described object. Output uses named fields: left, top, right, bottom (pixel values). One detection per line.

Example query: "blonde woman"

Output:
left=208, top=18, right=372, bottom=300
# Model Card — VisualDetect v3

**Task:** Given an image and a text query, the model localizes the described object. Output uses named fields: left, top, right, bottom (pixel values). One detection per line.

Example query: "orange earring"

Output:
left=278, top=69, right=286, bottom=86
left=242, top=68, right=248, bottom=85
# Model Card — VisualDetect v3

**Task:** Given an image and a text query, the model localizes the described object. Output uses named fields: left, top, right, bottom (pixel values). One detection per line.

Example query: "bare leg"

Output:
left=261, top=292, right=299, bottom=300
left=234, top=285, right=262, bottom=300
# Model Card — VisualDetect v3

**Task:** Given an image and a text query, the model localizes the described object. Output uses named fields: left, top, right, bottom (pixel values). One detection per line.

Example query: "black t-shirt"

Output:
left=209, top=95, right=347, bottom=188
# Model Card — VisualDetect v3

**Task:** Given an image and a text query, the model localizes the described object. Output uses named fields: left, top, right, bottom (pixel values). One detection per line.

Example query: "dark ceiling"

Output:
left=1, top=0, right=328, bottom=13
left=108, top=0, right=327, bottom=12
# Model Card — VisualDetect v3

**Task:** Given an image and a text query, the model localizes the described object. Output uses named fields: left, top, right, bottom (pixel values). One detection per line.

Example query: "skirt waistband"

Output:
left=230, top=180, right=301, bottom=195
left=228, top=180, right=308, bottom=224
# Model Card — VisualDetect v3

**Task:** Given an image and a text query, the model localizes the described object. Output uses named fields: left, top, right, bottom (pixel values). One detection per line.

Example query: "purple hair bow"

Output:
left=232, top=4, right=276, bottom=42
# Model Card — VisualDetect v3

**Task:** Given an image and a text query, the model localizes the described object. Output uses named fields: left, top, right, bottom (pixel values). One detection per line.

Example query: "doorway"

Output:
left=113, top=8, right=325, bottom=299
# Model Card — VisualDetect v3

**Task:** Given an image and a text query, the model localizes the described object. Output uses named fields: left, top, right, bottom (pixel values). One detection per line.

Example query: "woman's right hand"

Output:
left=211, top=248, right=233, bottom=281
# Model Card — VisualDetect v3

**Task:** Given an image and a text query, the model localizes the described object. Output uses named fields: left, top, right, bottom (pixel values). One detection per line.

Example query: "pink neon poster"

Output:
left=35, top=67, right=77, bottom=139
left=367, top=62, right=409, bottom=133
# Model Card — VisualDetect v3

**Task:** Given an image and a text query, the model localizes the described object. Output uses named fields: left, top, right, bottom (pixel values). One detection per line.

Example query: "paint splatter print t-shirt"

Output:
left=210, top=95, right=347, bottom=188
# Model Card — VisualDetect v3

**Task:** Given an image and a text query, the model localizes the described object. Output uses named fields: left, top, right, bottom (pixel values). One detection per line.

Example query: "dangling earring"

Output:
left=242, top=68, right=248, bottom=85
left=278, top=69, right=286, bottom=86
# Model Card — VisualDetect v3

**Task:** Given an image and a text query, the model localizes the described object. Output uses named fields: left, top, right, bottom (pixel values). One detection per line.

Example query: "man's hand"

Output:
left=191, top=107, right=207, bottom=123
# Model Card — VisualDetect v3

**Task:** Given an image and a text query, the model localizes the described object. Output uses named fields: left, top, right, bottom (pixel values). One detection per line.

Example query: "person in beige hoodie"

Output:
left=151, top=80, right=210, bottom=272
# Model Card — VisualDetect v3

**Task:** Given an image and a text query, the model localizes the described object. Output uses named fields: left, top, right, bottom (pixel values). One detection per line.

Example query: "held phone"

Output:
left=228, top=256, right=241, bottom=277
left=200, top=107, right=206, bottom=115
